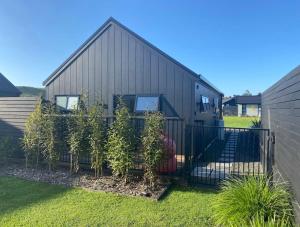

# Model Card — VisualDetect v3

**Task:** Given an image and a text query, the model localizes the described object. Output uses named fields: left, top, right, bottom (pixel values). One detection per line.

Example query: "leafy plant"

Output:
left=212, top=176, right=294, bottom=226
left=88, top=102, right=106, bottom=177
left=22, top=100, right=44, bottom=169
left=106, top=102, right=134, bottom=181
left=251, top=118, right=262, bottom=128
left=248, top=213, right=293, bottom=227
left=67, top=96, right=90, bottom=174
left=41, top=102, right=60, bottom=171
left=142, top=112, right=164, bottom=188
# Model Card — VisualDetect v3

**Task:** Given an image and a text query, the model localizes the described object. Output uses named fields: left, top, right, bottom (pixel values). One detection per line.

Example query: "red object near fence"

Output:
left=158, top=134, right=177, bottom=173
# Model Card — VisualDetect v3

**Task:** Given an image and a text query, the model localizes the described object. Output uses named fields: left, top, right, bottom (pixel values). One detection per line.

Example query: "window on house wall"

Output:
left=202, top=96, right=210, bottom=112
left=56, top=96, right=79, bottom=111
left=242, top=104, right=247, bottom=115
left=113, top=95, right=136, bottom=113
left=135, top=96, right=159, bottom=112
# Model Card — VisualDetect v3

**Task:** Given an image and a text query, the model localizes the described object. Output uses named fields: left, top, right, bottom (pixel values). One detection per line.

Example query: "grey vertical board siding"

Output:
left=76, top=55, right=83, bottom=94
left=150, top=52, right=159, bottom=94
left=0, top=97, right=38, bottom=137
left=158, top=57, right=167, bottom=95
left=94, top=38, right=101, bottom=100
left=45, top=21, right=221, bottom=122
left=121, top=31, right=129, bottom=94
left=128, top=36, right=136, bottom=93
left=101, top=30, right=108, bottom=110
left=262, top=65, right=300, bottom=219
left=143, top=48, right=151, bottom=93
left=135, top=43, right=144, bottom=93
left=88, top=44, right=95, bottom=104
left=108, top=25, right=115, bottom=114
left=114, top=26, right=122, bottom=94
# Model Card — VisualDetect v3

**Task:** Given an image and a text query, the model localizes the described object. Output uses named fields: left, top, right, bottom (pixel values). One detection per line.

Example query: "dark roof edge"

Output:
left=0, top=72, right=21, bottom=95
left=43, top=17, right=223, bottom=95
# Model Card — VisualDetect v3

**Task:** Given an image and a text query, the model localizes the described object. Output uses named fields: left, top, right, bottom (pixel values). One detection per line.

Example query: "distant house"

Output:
left=0, top=73, right=21, bottom=97
left=223, top=95, right=261, bottom=117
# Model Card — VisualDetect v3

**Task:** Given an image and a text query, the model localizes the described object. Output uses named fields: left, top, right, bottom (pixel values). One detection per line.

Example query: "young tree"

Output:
left=67, top=97, right=89, bottom=174
left=106, top=102, right=134, bottom=181
left=142, top=112, right=164, bottom=188
left=22, top=100, right=44, bottom=169
left=41, top=103, right=60, bottom=171
left=88, top=102, right=106, bottom=177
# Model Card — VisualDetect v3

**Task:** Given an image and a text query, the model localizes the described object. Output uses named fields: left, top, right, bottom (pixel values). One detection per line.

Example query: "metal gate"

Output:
left=185, top=125, right=273, bottom=185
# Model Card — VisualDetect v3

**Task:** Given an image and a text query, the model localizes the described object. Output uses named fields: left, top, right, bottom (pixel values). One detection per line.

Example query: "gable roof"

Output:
left=223, top=95, right=261, bottom=105
left=0, top=73, right=21, bottom=96
left=43, top=17, right=222, bottom=95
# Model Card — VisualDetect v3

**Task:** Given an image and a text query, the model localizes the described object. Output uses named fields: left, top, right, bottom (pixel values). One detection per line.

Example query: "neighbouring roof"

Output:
left=223, top=95, right=261, bottom=105
left=0, top=73, right=21, bottom=96
left=43, top=17, right=223, bottom=95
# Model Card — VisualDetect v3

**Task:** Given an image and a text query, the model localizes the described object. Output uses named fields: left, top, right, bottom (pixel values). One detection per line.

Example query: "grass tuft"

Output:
left=212, top=176, right=294, bottom=226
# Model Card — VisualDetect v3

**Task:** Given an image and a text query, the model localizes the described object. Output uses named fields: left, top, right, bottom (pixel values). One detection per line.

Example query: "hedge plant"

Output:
left=23, top=100, right=44, bottom=169
left=142, top=112, right=164, bottom=188
left=67, top=96, right=90, bottom=174
left=41, top=103, right=60, bottom=171
left=106, top=103, right=134, bottom=181
left=88, top=102, right=106, bottom=177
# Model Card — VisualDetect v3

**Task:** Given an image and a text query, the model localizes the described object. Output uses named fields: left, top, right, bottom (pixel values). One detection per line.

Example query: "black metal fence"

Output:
left=57, top=116, right=185, bottom=175
left=185, top=125, right=272, bottom=185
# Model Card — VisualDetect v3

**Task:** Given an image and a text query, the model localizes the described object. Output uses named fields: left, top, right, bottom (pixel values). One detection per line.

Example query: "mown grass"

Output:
left=0, top=176, right=217, bottom=226
left=224, top=116, right=259, bottom=128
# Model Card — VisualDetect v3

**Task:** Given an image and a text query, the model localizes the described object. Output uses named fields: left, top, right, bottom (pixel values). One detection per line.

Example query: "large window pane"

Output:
left=67, top=96, right=79, bottom=110
left=56, top=96, right=67, bottom=109
left=135, top=96, right=159, bottom=112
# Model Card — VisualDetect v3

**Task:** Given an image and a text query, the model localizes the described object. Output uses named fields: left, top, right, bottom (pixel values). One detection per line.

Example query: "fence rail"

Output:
left=56, top=116, right=185, bottom=175
left=185, top=125, right=272, bottom=185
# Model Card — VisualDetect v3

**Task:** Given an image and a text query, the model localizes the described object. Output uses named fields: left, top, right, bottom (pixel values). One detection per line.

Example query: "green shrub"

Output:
left=0, top=136, right=18, bottom=164
left=67, top=97, right=90, bottom=174
left=23, top=100, right=44, bottom=169
left=251, top=118, right=262, bottom=128
left=88, top=102, right=106, bottom=177
left=41, top=103, right=60, bottom=171
left=212, top=176, right=294, bottom=226
left=106, top=103, right=134, bottom=181
left=142, top=112, right=164, bottom=188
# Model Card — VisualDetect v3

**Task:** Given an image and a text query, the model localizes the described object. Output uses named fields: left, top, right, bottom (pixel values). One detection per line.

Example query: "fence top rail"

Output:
left=46, top=114, right=184, bottom=121
left=187, top=124, right=270, bottom=131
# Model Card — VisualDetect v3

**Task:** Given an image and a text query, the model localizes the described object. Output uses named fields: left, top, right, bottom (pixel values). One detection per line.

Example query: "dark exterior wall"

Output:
left=45, top=22, right=221, bottom=124
left=262, top=65, right=300, bottom=220
left=0, top=97, right=38, bottom=137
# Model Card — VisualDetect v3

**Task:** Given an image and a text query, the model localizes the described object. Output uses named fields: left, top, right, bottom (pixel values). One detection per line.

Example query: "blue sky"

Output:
left=1, top=0, right=300, bottom=96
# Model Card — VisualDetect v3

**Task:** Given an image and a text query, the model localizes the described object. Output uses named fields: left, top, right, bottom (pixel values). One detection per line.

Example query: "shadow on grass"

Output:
left=0, top=176, right=71, bottom=216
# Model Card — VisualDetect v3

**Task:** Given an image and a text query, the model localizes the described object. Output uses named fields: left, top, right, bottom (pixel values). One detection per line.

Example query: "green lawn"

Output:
left=224, top=116, right=258, bottom=128
left=0, top=176, right=217, bottom=226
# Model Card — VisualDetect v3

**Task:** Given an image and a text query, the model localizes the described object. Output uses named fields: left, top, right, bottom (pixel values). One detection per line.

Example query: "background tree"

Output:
left=142, top=112, right=164, bottom=188
left=106, top=102, right=134, bottom=181
left=22, top=100, right=44, bottom=169
left=88, top=102, right=106, bottom=177
left=242, top=90, right=252, bottom=96
left=67, top=96, right=90, bottom=174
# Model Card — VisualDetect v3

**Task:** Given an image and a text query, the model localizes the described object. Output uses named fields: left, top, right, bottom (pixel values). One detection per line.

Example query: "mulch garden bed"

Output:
left=0, top=163, right=171, bottom=200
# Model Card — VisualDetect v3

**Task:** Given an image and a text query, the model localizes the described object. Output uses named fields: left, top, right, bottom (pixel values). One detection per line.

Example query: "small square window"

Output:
left=135, top=96, right=159, bottom=112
